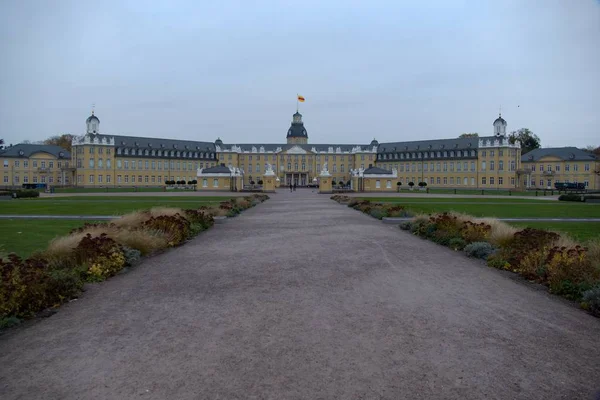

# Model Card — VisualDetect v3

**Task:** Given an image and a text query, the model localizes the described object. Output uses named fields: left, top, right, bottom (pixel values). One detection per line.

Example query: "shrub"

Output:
left=399, top=221, right=413, bottom=231
left=460, top=221, right=491, bottom=243
left=428, top=213, right=464, bottom=238
left=408, top=182, right=414, bottom=187
left=14, top=190, right=40, bottom=198
left=546, top=246, right=599, bottom=300
left=369, top=208, right=387, bottom=220
left=500, top=228, right=560, bottom=267
left=418, top=182, right=427, bottom=187
left=74, top=234, right=126, bottom=282
left=448, top=237, right=467, bottom=251
left=487, top=254, right=510, bottom=270
left=143, top=214, right=191, bottom=246
left=582, top=286, right=600, bottom=316
left=558, top=194, right=583, bottom=202
left=464, top=242, right=495, bottom=259
left=122, top=246, right=142, bottom=265
left=516, top=249, right=549, bottom=281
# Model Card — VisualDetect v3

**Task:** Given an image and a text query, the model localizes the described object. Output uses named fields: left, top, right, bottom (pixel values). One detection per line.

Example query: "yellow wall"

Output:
left=197, top=176, right=232, bottom=191
left=521, top=156, right=599, bottom=190
left=362, top=177, right=399, bottom=192
left=1, top=152, right=72, bottom=187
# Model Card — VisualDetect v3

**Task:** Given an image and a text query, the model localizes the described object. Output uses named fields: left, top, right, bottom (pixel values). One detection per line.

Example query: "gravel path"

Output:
left=1, top=190, right=599, bottom=400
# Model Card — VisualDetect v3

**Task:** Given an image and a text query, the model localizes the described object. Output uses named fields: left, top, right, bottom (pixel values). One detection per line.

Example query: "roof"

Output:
left=378, top=136, right=483, bottom=153
left=89, top=133, right=215, bottom=152
left=216, top=143, right=372, bottom=153
left=363, top=166, right=393, bottom=175
left=0, top=144, right=71, bottom=159
left=286, top=123, right=308, bottom=138
left=493, top=116, right=507, bottom=125
left=521, top=147, right=598, bottom=162
left=86, top=114, right=100, bottom=123
left=201, top=165, right=231, bottom=173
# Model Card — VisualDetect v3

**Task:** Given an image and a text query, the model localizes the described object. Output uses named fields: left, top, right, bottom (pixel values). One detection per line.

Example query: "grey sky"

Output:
left=1, top=0, right=599, bottom=148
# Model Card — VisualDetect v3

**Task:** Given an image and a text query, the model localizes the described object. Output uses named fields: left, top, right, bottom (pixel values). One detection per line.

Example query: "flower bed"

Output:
left=0, top=194, right=269, bottom=327
left=398, top=211, right=600, bottom=317
left=330, top=195, right=413, bottom=219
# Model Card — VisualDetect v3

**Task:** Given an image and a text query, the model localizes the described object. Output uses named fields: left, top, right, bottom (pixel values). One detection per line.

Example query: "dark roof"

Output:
left=363, top=166, right=393, bottom=175
left=493, top=116, right=507, bottom=125
left=0, top=144, right=70, bottom=159
left=202, top=165, right=231, bottom=173
left=521, top=147, right=598, bottom=162
left=215, top=138, right=223, bottom=146
left=378, top=136, right=483, bottom=153
left=286, top=123, right=308, bottom=138
left=370, top=139, right=379, bottom=146
left=86, top=114, right=100, bottom=123
left=216, top=143, right=372, bottom=153
left=94, top=133, right=215, bottom=152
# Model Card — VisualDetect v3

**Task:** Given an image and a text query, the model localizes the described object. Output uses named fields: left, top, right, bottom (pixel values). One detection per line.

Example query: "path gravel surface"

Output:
left=1, top=190, right=599, bottom=399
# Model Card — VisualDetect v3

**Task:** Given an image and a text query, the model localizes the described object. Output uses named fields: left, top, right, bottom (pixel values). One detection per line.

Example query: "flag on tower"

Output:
left=297, top=95, right=305, bottom=102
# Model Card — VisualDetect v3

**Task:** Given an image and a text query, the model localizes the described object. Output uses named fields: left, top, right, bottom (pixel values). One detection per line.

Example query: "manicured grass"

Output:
left=359, top=197, right=600, bottom=218
left=0, top=196, right=233, bottom=216
left=54, top=187, right=167, bottom=193
left=509, top=222, right=600, bottom=242
left=0, top=219, right=102, bottom=258
left=424, top=188, right=540, bottom=196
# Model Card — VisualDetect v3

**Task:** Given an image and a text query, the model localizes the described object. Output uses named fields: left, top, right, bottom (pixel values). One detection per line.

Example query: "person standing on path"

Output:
left=290, top=183, right=293, bottom=192
left=293, top=183, right=296, bottom=191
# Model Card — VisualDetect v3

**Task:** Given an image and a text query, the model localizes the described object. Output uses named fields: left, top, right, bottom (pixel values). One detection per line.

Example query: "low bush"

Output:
left=122, top=246, right=142, bottom=265
left=399, top=221, right=413, bottom=231
left=546, top=246, right=599, bottom=300
left=582, top=286, right=600, bottom=316
left=558, top=194, right=584, bottom=202
left=486, top=254, right=510, bottom=270
left=13, top=190, right=40, bottom=198
left=369, top=208, right=387, bottom=220
left=464, top=242, right=495, bottom=259
left=448, top=237, right=467, bottom=251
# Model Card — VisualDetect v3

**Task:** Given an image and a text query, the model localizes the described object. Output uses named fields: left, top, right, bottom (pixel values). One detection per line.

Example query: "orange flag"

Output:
left=297, top=95, right=305, bottom=102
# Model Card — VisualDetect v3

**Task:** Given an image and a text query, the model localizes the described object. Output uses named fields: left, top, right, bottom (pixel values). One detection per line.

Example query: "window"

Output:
left=49, top=161, right=54, bottom=168
left=98, top=175, right=103, bottom=183
left=499, top=161, right=504, bottom=171
left=499, top=150, right=503, bottom=157
left=499, top=177, right=503, bottom=185
left=24, top=176, right=29, bottom=183
left=463, top=177, right=468, bottom=186
left=41, top=176, right=46, bottom=183
left=547, top=165, right=552, bottom=172
left=3, top=176, right=7, bottom=183
left=33, top=161, right=38, bottom=167
left=481, top=161, right=486, bottom=171
left=450, top=177, right=454, bottom=185
left=124, top=160, right=129, bottom=169
left=490, top=161, right=495, bottom=171
left=117, top=175, right=122, bottom=183
left=437, top=177, right=441, bottom=184
left=555, top=164, right=560, bottom=172
left=138, top=175, right=142, bottom=183
left=98, top=159, right=103, bottom=168
left=471, top=177, right=475, bottom=186
left=138, top=161, right=143, bottom=169
left=482, top=177, right=486, bottom=185
left=470, top=162, right=475, bottom=172
left=257, top=164, right=261, bottom=172
left=386, top=180, right=391, bottom=189
left=2, top=160, right=7, bottom=167
left=203, top=179, right=208, bottom=187
left=24, top=161, right=29, bottom=168
left=443, top=162, right=448, bottom=172
left=117, top=160, right=122, bottom=168
left=443, top=177, right=447, bottom=185
left=125, top=175, right=129, bottom=183
left=574, top=164, right=578, bottom=172
left=565, top=164, right=570, bottom=172
left=585, top=163, right=590, bottom=171
left=89, top=175, right=94, bottom=183
left=436, top=162, right=441, bottom=172
left=584, top=180, right=589, bottom=187
left=375, top=180, right=381, bottom=188
left=145, top=161, right=149, bottom=169
left=510, top=161, right=515, bottom=171
left=490, top=177, right=494, bottom=185
left=145, top=176, right=149, bottom=183
left=213, top=178, right=218, bottom=187
left=511, top=177, right=515, bottom=186
left=481, top=151, right=486, bottom=157
left=89, top=159, right=94, bottom=168
left=490, top=150, right=494, bottom=157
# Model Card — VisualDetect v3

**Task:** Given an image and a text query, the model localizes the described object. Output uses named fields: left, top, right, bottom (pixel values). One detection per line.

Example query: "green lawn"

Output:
left=509, top=222, right=600, bottom=242
left=0, top=196, right=233, bottom=216
left=0, top=219, right=103, bottom=258
left=424, top=188, right=540, bottom=196
left=361, top=197, right=600, bottom=218
left=54, top=187, right=167, bottom=193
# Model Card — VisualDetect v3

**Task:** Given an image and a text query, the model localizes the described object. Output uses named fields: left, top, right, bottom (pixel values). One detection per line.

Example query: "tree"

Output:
left=44, top=134, right=74, bottom=152
left=459, top=133, right=478, bottom=138
left=585, top=145, right=600, bottom=156
left=509, top=128, right=540, bottom=154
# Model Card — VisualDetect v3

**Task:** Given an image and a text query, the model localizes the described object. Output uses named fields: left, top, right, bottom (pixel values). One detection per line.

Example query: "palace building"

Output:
left=1, top=111, right=598, bottom=191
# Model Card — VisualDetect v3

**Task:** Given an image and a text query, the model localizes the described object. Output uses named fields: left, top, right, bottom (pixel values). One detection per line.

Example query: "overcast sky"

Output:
left=1, top=0, right=599, bottom=148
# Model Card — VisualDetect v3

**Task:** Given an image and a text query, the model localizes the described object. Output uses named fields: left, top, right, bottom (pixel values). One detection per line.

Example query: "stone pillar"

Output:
left=319, top=165, right=332, bottom=194
left=263, top=175, right=275, bottom=192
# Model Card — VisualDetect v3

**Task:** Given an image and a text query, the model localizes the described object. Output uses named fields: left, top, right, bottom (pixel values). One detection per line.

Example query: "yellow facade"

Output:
left=1, top=145, right=72, bottom=188
left=520, top=151, right=599, bottom=190
left=4, top=112, right=596, bottom=192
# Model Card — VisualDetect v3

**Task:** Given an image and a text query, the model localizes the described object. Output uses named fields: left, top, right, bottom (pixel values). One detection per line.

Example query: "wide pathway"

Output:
left=1, top=190, right=600, bottom=400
